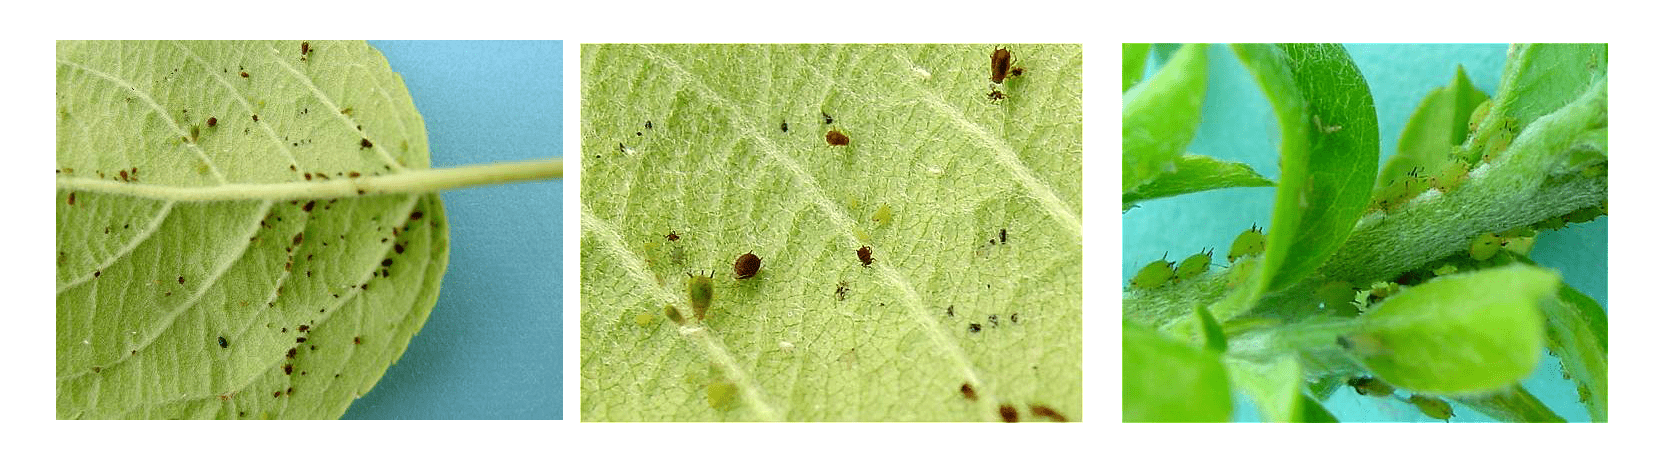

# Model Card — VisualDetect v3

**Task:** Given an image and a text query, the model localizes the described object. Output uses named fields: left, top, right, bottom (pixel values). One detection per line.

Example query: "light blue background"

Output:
left=1124, top=44, right=1606, bottom=422
left=339, top=41, right=563, bottom=419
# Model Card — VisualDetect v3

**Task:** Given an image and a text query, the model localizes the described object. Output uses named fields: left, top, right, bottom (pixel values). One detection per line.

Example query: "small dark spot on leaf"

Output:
left=999, top=404, right=1019, bottom=422
left=284, top=364, right=293, bottom=375
left=394, top=243, right=405, bottom=254
left=410, top=211, right=423, bottom=221
left=360, top=138, right=373, bottom=149
left=354, top=336, right=362, bottom=345
left=67, top=192, right=75, bottom=205
left=240, top=71, right=249, bottom=78
left=1029, top=404, right=1068, bottom=422
left=381, top=258, right=393, bottom=267
left=960, top=383, right=977, bottom=401
left=968, top=323, right=981, bottom=333
left=207, top=117, right=217, bottom=127
left=218, top=336, right=228, bottom=348
left=252, top=114, right=259, bottom=122
left=303, top=200, right=315, bottom=212
left=286, top=348, right=297, bottom=359
left=93, top=270, right=101, bottom=278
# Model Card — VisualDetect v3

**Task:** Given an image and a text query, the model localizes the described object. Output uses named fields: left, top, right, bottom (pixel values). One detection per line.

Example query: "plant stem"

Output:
left=56, top=158, right=561, bottom=202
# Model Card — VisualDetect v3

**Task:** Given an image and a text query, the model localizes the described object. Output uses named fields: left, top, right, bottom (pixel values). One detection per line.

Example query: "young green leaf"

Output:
left=1545, top=284, right=1608, bottom=422
left=1124, top=322, right=1231, bottom=422
left=1124, top=44, right=1208, bottom=193
left=1225, top=355, right=1301, bottom=422
left=1123, top=43, right=1152, bottom=92
left=1347, top=265, right=1556, bottom=395
left=1122, top=153, right=1274, bottom=210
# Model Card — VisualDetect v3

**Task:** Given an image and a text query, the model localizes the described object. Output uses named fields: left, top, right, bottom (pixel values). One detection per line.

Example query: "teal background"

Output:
left=340, top=41, right=563, bottom=419
left=1123, top=44, right=1606, bottom=422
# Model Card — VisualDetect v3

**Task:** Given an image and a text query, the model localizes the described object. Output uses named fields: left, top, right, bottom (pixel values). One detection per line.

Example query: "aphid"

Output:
left=218, top=336, right=228, bottom=349
left=1174, top=248, right=1213, bottom=281
left=960, top=383, right=978, bottom=401
left=1469, top=232, right=1504, bottom=261
left=1009, top=312, right=1018, bottom=323
left=665, top=304, right=685, bottom=325
left=999, top=228, right=1007, bottom=244
left=990, top=47, right=1013, bottom=84
left=665, top=231, right=679, bottom=241
left=687, top=271, right=714, bottom=319
left=821, top=111, right=833, bottom=125
left=872, top=204, right=892, bottom=226
left=66, top=192, right=75, bottom=206
left=1345, top=376, right=1394, bottom=397
left=353, top=336, right=362, bottom=345
left=707, top=382, right=737, bottom=410
left=360, top=138, right=373, bottom=149
left=178, top=275, right=185, bottom=285
left=734, top=252, right=762, bottom=279
left=240, top=71, right=249, bottom=78
left=284, top=364, right=293, bottom=375
left=780, top=120, right=788, bottom=132
left=857, top=245, right=873, bottom=266
left=301, top=41, right=310, bottom=56
left=1408, top=394, right=1455, bottom=422
left=1433, top=160, right=1471, bottom=191
left=1029, top=405, right=1068, bottom=422
left=986, top=89, right=1006, bottom=102
left=1129, top=252, right=1176, bottom=289
left=1227, top=224, right=1267, bottom=263
left=645, top=120, right=653, bottom=130
left=634, top=313, right=655, bottom=327
left=826, top=129, right=850, bottom=146
left=206, top=117, right=217, bottom=127
left=1011, top=67, right=1025, bottom=77
left=835, top=281, right=849, bottom=301
left=251, top=114, right=259, bottom=122
left=286, top=348, right=297, bottom=358
left=998, top=403, right=1019, bottom=422
left=968, top=323, right=982, bottom=333
left=189, top=125, right=200, bottom=142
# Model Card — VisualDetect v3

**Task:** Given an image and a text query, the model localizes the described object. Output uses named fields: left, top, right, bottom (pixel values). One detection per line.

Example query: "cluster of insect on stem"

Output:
left=1129, top=223, right=1267, bottom=291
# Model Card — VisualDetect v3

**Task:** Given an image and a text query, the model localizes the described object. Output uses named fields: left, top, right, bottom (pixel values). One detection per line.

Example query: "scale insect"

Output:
left=1227, top=223, right=1266, bottom=263
left=734, top=252, right=762, bottom=279
left=1129, top=252, right=1176, bottom=290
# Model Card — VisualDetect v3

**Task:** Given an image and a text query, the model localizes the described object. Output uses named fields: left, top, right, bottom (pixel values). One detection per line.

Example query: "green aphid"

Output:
left=1227, top=224, right=1266, bottom=263
left=1433, top=264, right=1459, bottom=276
left=1408, top=394, right=1455, bottom=422
left=635, top=313, right=657, bottom=327
left=1434, top=160, right=1471, bottom=192
left=707, top=382, right=738, bottom=410
left=1174, top=248, right=1213, bottom=281
left=664, top=304, right=685, bottom=325
left=1372, top=178, right=1411, bottom=212
left=1345, top=376, right=1395, bottom=398
left=686, top=271, right=714, bottom=320
left=1316, top=281, right=1356, bottom=314
left=1564, top=204, right=1604, bottom=223
left=1484, top=117, right=1519, bottom=162
left=1467, top=99, right=1493, bottom=134
left=1469, top=232, right=1505, bottom=261
left=1365, top=281, right=1401, bottom=306
left=872, top=204, right=892, bottom=226
left=1129, top=252, right=1175, bottom=289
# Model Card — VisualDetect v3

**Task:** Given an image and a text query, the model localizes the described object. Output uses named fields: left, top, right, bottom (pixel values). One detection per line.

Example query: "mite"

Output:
left=734, top=252, right=762, bottom=279
left=857, top=245, right=873, bottom=266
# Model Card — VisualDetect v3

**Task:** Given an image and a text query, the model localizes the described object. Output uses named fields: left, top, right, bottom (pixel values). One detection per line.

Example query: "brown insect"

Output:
left=1029, top=404, right=1068, bottom=422
left=825, top=130, right=850, bottom=146
left=960, top=383, right=978, bottom=401
left=986, top=90, right=1007, bottom=103
left=360, top=138, right=373, bottom=149
left=990, top=46, right=1014, bottom=84
left=207, top=117, right=217, bottom=127
left=665, top=231, right=679, bottom=241
left=240, top=71, right=249, bottom=78
left=67, top=192, right=75, bottom=205
left=301, top=41, right=311, bottom=56
left=734, top=252, right=762, bottom=279
left=857, top=245, right=873, bottom=266
left=998, top=404, right=1019, bottom=422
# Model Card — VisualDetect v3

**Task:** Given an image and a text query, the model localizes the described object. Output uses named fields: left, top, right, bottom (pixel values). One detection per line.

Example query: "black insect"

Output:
left=986, top=90, right=1007, bottom=102
left=988, top=315, right=999, bottom=327
left=665, top=231, right=679, bottom=241
left=968, top=323, right=982, bottom=333
left=734, top=252, right=762, bottom=279
left=218, top=337, right=228, bottom=349
left=946, top=305, right=955, bottom=317
left=780, top=120, right=789, bottom=132
left=360, top=138, right=373, bottom=149
left=645, top=120, right=653, bottom=130
left=821, top=111, right=833, bottom=125
left=999, top=228, right=1007, bottom=244
left=856, top=245, right=873, bottom=266
left=990, top=47, right=1014, bottom=84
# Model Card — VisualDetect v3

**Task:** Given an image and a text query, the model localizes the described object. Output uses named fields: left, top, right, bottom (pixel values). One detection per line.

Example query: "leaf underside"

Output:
left=56, top=40, right=448, bottom=419
left=580, top=44, right=1082, bottom=421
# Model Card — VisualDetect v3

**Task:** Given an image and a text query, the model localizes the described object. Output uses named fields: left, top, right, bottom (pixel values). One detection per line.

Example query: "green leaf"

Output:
left=1123, top=43, right=1151, bottom=92
left=1546, top=284, right=1608, bottom=422
left=1231, top=43, right=1379, bottom=294
left=1225, top=355, right=1300, bottom=422
left=1347, top=265, right=1556, bottom=395
left=1194, top=304, right=1227, bottom=352
left=1124, top=43, right=1207, bottom=193
left=1297, top=394, right=1339, bottom=422
left=57, top=41, right=447, bottom=419
left=1455, top=385, right=1565, bottom=423
left=1122, top=153, right=1274, bottom=210
left=1124, top=322, right=1231, bottom=422
left=579, top=44, right=1082, bottom=421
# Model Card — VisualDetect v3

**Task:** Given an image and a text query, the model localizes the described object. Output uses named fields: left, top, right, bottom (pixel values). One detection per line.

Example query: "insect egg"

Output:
left=734, top=252, right=762, bottom=279
left=856, top=245, right=873, bottom=266
left=826, top=129, right=850, bottom=146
